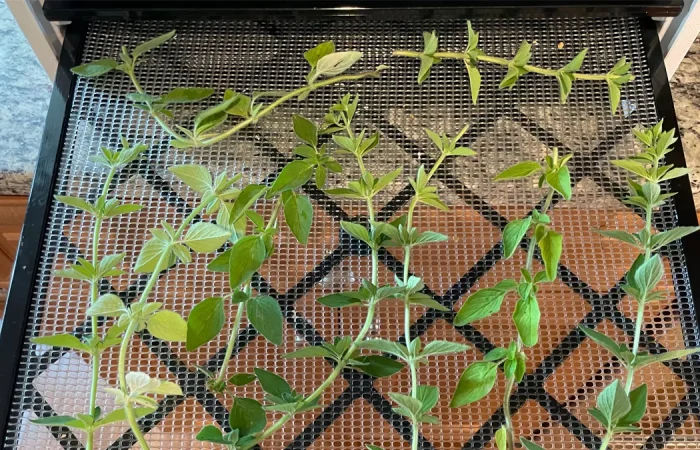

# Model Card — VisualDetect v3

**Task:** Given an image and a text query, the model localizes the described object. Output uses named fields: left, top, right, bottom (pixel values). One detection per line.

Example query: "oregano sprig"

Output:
left=451, top=147, right=573, bottom=450
left=361, top=125, right=476, bottom=450
left=392, top=21, right=634, bottom=113
left=575, top=121, right=700, bottom=450
left=71, top=33, right=388, bottom=149
left=30, top=138, right=147, bottom=450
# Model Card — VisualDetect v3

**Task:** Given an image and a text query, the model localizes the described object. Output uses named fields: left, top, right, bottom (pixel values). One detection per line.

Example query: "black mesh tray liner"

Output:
left=4, top=17, right=700, bottom=450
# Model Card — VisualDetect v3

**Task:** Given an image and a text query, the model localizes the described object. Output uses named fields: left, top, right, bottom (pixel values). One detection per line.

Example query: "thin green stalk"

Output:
left=199, top=70, right=385, bottom=147
left=85, top=166, right=117, bottom=450
left=503, top=188, right=555, bottom=450
left=241, top=164, right=380, bottom=450
left=125, top=69, right=181, bottom=141
left=599, top=430, right=614, bottom=450
left=623, top=201, right=655, bottom=394
left=117, top=196, right=213, bottom=450
left=392, top=50, right=610, bottom=81
left=215, top=296, right=247, bottom=384
left=403, top=153, right=447, bottom=450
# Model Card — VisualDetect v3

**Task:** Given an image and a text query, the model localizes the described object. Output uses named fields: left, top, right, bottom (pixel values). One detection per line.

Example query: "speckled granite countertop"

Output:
left=0, top=0, right=51, bottom=196
left=670, top=35, right=700, bottom=209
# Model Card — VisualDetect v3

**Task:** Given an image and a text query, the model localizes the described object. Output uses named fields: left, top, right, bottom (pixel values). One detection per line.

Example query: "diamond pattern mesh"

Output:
left=3, top=17, right=700, bottom=450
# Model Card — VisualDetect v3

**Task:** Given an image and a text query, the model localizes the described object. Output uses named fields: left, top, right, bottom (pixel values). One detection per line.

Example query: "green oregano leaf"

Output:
left=134, top=236, right=174, bottom=273
left=268, top=160, right=315, bottom=197
left=304, top=41, right=336, bottom=69
left=168, top=165, right=213, bottom=194
left=494, top=161, right=542, bottom=181
left=162, top=87, right=215, bottom=104
left=184, top=222, right=231, bottom=252
left=229, top=373, right=257, bottom=386
left=247, top=295, right=284, bottom=346
left=132, top=30, right=176, bottom=58
left=465, top=62, right=482, bottom=105
left=351, top=355, right=404, bottom=378
left=196, top=425, right=231, bottom=445
left=538, top=230, right=563, bottom=281
left=254, top=368, right=292, bottom=397
left=502, top=217, right=531, bottom=259
left=86, top=293, right=127, bottom=317
left=618, top=384, right=647, bottom=426
left=631, top=347, right=700, bottom=369
left=71, top=58, right=118, bottom=77
left=292, top=114, right=318, bottom=147
left=512, top=296, right=540, bottom=347
left=450, top=361, right=498, bottom=407
left=545, top=166, right=572, bottom=200
left=186, top=296, right=225, bottom=351
left=310, top=51, right=363, bottom=83
left=229, top=397, right=266, bottom=438
left=31, top=334, right=90, bottom=353
left=454, top=287, right=511, bottom=326
left=495, top=426, right=508, bottom=450
left=146, top=310, right=187, bottom=342
left=283, top=192, right=314, bottom=245
left=228, top=235, right=266, bottom=289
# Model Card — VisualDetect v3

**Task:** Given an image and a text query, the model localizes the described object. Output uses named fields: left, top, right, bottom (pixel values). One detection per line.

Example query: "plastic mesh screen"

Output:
left=3, top=17, right=700, bottom=450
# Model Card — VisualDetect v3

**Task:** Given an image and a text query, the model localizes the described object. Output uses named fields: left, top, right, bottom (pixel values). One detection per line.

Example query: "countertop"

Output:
left=0, top=0, right=51, bottom=197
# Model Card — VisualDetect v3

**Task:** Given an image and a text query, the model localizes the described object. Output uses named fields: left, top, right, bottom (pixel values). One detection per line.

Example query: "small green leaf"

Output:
left=292, top=114, right=318, bottom=147
left=86, top=293, right=127, bottom=317
left=465, top=62, right=482, bottom=105
left=352, top=355, right=404, bottom=378
left=254, top=368, right=292, bottom=397
left=423, top=30, right=439, bottom=55
left=162, top=87, right=215, bottom=104
left=502, top=217, right=531, bottom=259
left=366, top=445, right=385, bottom=450
left=520, top=438, right=546, bottom=450
left=71, top=58, right=118, bottom=77
left=538, top=230, right=562, bottom=281
left=32, top=334, right=89, bottom=352
left=247, top=296, right=284, bottom=346
left=545, top=166, right=572, bottom=200
left=632, top=347, right=700, bottom=369
left=317, top=293, right=363, bottom=308
left=186, top=296, right=225, bottom=351
left=595, top=229, right=641, bottom=247
left=578, top=325, right=627, bottom=362
left=55, top=195, right=95, bottom=215
left=283, top=193, right=314, bottom=245
left=304, top=41, right=336, bottom=69
left=418, top=55, right=436, bottom=84
left=230, top=184, right=266, bottom=225
left=618, top=384, right=647, bottom=426
left=133, top=30, right=176, bottom=58
left=419, top=340, right=470, bottom=359
left=633, top=254, right=663, bottom=297
left=229, top=397, right=266, bottom=438
left=597, top=380, right=631, bottom=427
left=134, top=237, right=174, bottom=273
left=414, top=231, right=449, bottom=246
left=184, top=222, right=230, bottom=252
left=450, top=361, right=498, bottom=407
left=147, top=310, right=187, bottom=342
left=495, top=426, right=507, bottom=450
left=359, top=339, right=409, bottom=360
left=608, top=80, right=621, bottom=114
left=95, top=407, right=155, bottom=427
left=311, top=51, right=363, bottom=82
left=494, top=161, right=542, bottom=181
left=196, top=425, right=231, bottom=445
left=562, top=48, right=588, bottom=72
left=268, top=160, right=315, bottom=197
left=660, top=167, right=690, bottom=181
left=512, top=296, right=540, bottom=347
left=223, top=89, right=251, bottom=118
left=651, top=227, right=699, bottom=250
left=454, top=288, right=509, bottom=326
left=168, top=165, right=213, bottom=194
left=611, top=159, right=649, bottom=180
left=340, top=221, right=371, bottom=245
left=229, top=373, right=257, bottom=386
left=31, top=415, right=80, bottom=426
left=228, top=236, right=266, bottom=289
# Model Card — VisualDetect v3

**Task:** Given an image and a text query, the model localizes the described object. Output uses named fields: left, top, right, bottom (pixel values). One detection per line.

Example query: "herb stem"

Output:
left=85, top=166, right=117, bottom=450
left=624, top=199, right=655, bottom=393
left=392, top=50, right=613, bottom=82
left=503, top=188, right=555, bottom=450
left=199, top=69, right=386, bottom=148
left=215, top=295, right=247, bottom=384
left=599, top=429, right=614, bottom=450
left=266, top=197, right=283, bottom=231
left=116, top=195, right=213, bottom=450
left=402, top=154, right=447, bottom=450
